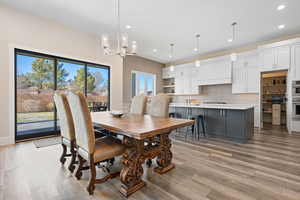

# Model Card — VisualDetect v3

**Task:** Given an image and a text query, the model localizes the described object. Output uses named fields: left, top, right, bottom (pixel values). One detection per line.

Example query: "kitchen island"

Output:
left=169, top=103, right=255, bottom=143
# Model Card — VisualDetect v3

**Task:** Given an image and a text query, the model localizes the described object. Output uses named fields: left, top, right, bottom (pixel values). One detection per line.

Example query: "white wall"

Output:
left=0, top=4, right=123, bottom=145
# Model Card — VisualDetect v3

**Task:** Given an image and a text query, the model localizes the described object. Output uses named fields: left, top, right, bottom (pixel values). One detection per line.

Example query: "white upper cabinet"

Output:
left=291, top=43, right=300, bottom=80
left=232, top=50, right=259, bottom=94
left=276, top=46, right=290, bottom=67
left=259, top=45, right=290, bottom=72
left=174, top=65, right=185, bottom=94
left=197, top=56, right=232, bottom=86
left=162, top=66, right=175, bottom=79
left=174, top=63, right=200, bottom=95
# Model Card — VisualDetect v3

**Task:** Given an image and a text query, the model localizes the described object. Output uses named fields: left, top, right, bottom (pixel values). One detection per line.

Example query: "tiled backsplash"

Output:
left=172, top=84, right=259, bottom=105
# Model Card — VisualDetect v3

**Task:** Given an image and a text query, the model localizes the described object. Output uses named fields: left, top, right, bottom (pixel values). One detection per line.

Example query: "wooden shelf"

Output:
left=162, top=77, right=175, bottom=80
left=163, top=85, right=175, bottom=88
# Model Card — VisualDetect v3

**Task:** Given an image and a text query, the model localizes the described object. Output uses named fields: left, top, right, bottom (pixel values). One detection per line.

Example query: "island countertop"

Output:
left=169, top=103, right=255, bottom=110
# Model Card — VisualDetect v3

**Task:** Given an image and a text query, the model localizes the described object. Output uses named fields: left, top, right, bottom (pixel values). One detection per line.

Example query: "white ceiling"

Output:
left=2, top=0, right=300, bottom=63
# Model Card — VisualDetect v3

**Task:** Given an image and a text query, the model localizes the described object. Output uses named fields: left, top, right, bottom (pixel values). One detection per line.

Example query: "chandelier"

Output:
left=101, top=0, right=137, bottom=57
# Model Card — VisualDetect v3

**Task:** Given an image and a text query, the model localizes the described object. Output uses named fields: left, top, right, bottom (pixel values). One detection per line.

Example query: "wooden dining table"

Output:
left=91, top=112, right=194, bottom=197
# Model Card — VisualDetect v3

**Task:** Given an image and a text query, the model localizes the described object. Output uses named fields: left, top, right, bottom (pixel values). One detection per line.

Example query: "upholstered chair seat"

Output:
left=77, top=136, right=125, bottom=163
left=67, top=91, right=126, bottom=195
left=53, top=91, right=77, bottom=173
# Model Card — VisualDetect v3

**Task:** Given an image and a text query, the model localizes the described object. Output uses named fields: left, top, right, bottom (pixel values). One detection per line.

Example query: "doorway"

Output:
left=261, top=71, right=288, bottom=132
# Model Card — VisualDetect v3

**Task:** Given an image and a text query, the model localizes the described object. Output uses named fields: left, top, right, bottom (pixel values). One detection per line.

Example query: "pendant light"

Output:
left=101, top=0, right=137, bottom=57
left=169, top=44, right=175, bottom=72
left=229, top=22, right=237, bottom=62
left=194, top=34, right=201, bottom=67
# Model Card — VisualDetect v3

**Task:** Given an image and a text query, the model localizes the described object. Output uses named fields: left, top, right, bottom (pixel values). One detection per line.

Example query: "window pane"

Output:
left=16, top=54, right=55, bottom=136
left=86, top=65, right=109, bottom=112
left=56, top=60, right=85, bottom=93
left=137, top=73, right=145, bottom=95
left=132, top=72, right=156, bottom=97
left=146, top=74, right=155, bottom=96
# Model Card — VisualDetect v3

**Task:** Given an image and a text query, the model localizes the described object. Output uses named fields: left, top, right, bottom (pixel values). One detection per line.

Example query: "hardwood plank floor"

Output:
left=1, top=127, right=300, bottom=200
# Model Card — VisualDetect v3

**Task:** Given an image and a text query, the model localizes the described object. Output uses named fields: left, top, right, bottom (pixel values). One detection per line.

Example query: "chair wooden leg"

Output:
left=87, top=155, right=96, bottom=195
left=68, top=142, right=76, bottom=173
left=146, top=159, right=152, bottom=168
left=75, top=154, right=85, bottom=180
left=60, top=144, right=67, bottom=164
left=108, top=157, right=115, bottom=167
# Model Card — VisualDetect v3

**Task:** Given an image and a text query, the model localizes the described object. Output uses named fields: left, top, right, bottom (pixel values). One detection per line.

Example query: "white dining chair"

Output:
left=146, top=94, right=171, bottom=167
left=130, top=94, right=147, bottom=114
left=148, top=94, right=171, bottom=117
left=53, top=91, right=77, bottom=172
left=67, top=91, right=125, bottom=195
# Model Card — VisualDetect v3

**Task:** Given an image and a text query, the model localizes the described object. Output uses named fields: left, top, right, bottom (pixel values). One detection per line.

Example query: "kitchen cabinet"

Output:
left=162, top=66, right=175, bottom=79
left=197, top=56, right=232, bottom=86
left=260, top=45, right=290, bottom=72
left=232, top=60, right=247, bottom=93
left=232, top=50, right=259, bottom=94
left=205, top=108, right=254, bottom=142
left=205, top=109, right=226, bottom=137
left=174, top=65, right=185, bottom=94
left=174, top=64, right=201, bottom=95
left=291, top=43, right=300, bottom=80
left=169, top=105, right=255, bottom=143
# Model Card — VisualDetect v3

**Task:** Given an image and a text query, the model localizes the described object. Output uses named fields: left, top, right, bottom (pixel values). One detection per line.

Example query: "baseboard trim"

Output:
left=0, top=136, right=14, bottom=146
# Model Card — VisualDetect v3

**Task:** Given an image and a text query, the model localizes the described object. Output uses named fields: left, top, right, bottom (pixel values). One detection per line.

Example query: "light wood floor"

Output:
left=1, top=127, right=300, bottom=200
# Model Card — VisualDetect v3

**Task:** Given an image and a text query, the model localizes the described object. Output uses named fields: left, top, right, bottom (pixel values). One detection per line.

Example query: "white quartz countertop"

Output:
left=169, top=103, right=255, bottom=110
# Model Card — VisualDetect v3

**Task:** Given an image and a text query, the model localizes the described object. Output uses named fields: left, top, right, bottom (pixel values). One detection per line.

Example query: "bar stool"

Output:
left=195, top=115, right=206, bottom=139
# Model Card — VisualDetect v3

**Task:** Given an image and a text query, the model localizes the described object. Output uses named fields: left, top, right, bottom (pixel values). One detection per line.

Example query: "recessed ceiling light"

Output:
left=277, top=4, right=285, bottom=11
left=194, top=48, right=198, bottom=52
left=227, top=38, right=233, bottom=43
left=125, top=25, right=131, bottom=29
left=153, top=49, right=157, bottom=53
left=278, top=24, right=285, bottom=29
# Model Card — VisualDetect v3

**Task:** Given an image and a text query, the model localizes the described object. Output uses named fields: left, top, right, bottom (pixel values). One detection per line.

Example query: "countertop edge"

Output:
left=169, top=104, right=255, bottom=110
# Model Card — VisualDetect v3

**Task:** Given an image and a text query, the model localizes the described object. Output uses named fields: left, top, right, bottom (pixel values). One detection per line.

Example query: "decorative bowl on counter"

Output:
left=110, top=111, right=124, bottom=118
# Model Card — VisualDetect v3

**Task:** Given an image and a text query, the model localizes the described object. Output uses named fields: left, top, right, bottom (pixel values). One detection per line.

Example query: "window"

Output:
left=15, top=49, right=110, bottom=141
left=132, top=71, right=156, bottom=97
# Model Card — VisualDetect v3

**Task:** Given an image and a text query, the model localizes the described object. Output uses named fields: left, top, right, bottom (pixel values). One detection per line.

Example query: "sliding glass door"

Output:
left=16, top=53, right=56, bottom=139
left=15, top=49, right=110, bottom=141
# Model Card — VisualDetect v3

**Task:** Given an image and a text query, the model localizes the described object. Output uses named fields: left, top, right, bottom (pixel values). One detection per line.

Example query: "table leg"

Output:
left=154, top=132, right=175, bottom=174
left=120, top=138, right=146, bottom=197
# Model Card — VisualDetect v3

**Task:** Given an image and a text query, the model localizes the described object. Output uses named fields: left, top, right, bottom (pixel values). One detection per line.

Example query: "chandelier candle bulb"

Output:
left=101, top=35, right=109, bottom=48
left=121, top=34, right=129, bottom=48
left=131, top=43, right=137, bottom=54
left=195, top=60, right=201, bottom=67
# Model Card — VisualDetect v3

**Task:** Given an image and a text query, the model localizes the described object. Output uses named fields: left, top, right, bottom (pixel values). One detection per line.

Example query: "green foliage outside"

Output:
left=18, top=58, right=97, bottom=93
left=74, top=68, right=96, bottom=93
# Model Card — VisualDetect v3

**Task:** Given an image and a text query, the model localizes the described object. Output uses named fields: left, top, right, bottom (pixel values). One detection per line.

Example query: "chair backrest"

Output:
left=130, top=94, right=147, bottom=114
left=148, top=94, right=171, bottom=117
left=53, top=91, right=75, bottom=141
left=67, top=92, right=95, bottom=153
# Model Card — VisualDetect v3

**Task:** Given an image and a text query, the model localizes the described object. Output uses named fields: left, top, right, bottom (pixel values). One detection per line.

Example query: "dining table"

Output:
left=91, top=112, right=194, bottom=197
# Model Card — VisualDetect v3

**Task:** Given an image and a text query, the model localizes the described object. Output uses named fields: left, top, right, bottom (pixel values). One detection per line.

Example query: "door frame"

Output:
left=14, top=48, right=111, bottom=141
left=259, top=69, right=290, bottom=131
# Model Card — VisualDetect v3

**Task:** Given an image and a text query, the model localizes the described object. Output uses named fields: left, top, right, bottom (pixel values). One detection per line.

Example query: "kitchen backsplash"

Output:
left=172, top=84, right=259, bottom=105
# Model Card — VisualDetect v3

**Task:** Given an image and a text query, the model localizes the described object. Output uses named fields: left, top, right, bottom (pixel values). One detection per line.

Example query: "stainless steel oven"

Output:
left=293, top=104, right=300, bottom=118
left=293, top=95, right=300, bottom=119
left=292, top=81, right=300, bottom=96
